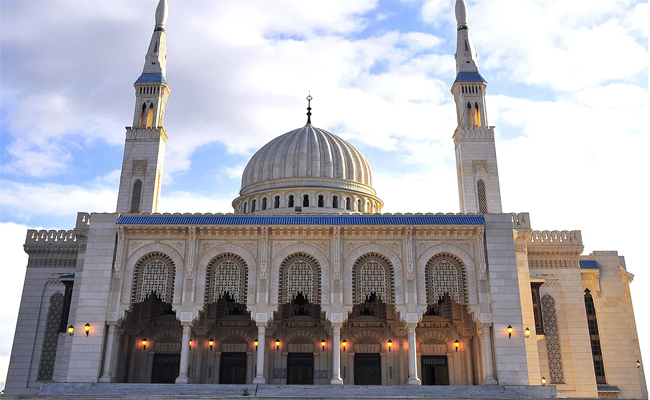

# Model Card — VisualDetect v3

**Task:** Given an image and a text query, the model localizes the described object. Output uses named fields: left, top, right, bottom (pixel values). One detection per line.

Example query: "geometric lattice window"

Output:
left=477, top=179, right=487, bottom=213
left=132, top=252, right=175, bottom=304
left=279, top=253, right=321, bottom=304
left=542, top=294, right=565, bottom=384
left=130, top=179, right=142, bottom=213
left=37, top=292, right=64, bottom=381
left=353, top=253, right=394, bottom=304
left=205, top=253, right=247, bottom=304
left=584, top=289, right=606, bottom=384
left=425, top=253, right=468, bottom=306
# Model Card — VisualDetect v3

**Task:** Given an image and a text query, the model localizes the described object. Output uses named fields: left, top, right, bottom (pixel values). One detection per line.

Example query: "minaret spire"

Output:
left=306, top=93, right=313, bottom=125
left=451, top=0, right=502, bottom=214
left=455, top=0, right=479, bottom=75
left=116, top=0, right=171, bottom=214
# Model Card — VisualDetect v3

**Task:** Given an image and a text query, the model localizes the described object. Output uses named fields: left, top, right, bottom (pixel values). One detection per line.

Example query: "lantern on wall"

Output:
left=524, top=327, right=531, bottom=338
left=507, top=325, right=513, bottom=339
left=142, top=338, right=147, bottom=350
left=321, top=339, right=326, bottom=351
left=84, top=323, right=90, bottom=337
left=209, top=338, right=214, bottom=350
left=387, top=340, right=393, bottom=352
left=342, top=340, right=347, bottom=352
left=67, top=325, right=74, bottom=336
left=454, top=340, right=460, bottom=352
left=254, top=339, right=258, bottom=351
left=275, top=339, right=281, bottom=351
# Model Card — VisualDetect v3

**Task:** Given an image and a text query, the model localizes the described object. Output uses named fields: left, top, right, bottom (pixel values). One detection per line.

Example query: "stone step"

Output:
left=3, top=383, right=557, bottom=400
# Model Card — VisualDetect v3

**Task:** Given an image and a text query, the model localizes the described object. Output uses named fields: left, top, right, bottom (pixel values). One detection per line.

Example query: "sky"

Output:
left=0, top=0, right=648, bottom=391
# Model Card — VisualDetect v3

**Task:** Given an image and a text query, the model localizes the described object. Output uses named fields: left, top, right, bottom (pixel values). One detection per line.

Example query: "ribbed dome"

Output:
left=240, top=124, right=375, bottom=196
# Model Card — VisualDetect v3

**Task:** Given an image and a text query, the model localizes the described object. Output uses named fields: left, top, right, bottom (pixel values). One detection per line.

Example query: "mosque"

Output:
left=4, top=0, right=647, bottom=398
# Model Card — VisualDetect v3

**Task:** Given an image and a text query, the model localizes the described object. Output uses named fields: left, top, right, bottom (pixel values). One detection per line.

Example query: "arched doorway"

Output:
left=420, top=338, right=449, bottom=385
left=353, top=337, right=382, bottom=385
left=286, top=337, right=315, bottom=385
left=152, top=336, right=181, bottom=383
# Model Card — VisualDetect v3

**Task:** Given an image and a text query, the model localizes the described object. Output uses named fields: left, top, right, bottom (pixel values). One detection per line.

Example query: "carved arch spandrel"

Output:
left=270, top=243, right=329, bottom=309
left=196, top=243, right=256, bottom=319
left=343, top=243, right=404, bottom=313
left=117, top=242, right=184, bottom=322
left=416, top=244, right=478, bottom=309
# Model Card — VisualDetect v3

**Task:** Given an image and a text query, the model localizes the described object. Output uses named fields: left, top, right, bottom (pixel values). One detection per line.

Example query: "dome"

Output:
left=233, top=124, right=383, bottom=214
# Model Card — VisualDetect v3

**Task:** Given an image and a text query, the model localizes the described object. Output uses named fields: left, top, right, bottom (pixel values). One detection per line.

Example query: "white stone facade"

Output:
left=4, top=0, right=646, bottom=398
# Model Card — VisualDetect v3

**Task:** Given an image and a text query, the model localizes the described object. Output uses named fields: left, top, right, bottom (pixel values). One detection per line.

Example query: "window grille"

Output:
left=279, top=253, right=321, bottom=304
left=584, top=289, right=606, bottom=384
left=352, top=253, right=394, bottom=304
left=205, top=253, right=247, bottom=304
left=37, top=292, right=64, bottom=381
left=130, top=179, right=143, bottom=213
left=542, top=294, right=565, bottom=384
left=131, top=252, right=175, bottom=304
left=477, top=179, right=487, bottom=213
left=425, top=254, right=468, bottom=305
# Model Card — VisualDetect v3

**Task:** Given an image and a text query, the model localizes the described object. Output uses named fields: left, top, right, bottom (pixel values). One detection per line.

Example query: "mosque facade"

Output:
left=4, top=0, right=647, bottom=398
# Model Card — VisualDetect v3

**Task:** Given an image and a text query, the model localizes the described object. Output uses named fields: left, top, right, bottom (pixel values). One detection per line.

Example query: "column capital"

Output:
left=331, top=322, right=342, bottom=330
left=256, top=322, right=268, bottom=329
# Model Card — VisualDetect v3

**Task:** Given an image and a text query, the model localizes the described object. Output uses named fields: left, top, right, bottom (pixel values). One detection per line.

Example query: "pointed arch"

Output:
left=425, top=253, right=468, bottom=305
left=205, top=253, right=247, bottom=304
left=131, top=252, right=176, bottom=304
left=140, top=103, right=147, bottom=127
left=352, top=253, right=395, bottom=304
left=146, top=103, right=154, bottom=127
left=279, top=253, right=321, bottom=304
left=474, top=102, right=482, bottom=127
left=37, top=292, right=64, bottom=381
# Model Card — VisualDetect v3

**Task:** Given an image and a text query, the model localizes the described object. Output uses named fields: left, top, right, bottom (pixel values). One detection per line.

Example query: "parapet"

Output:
left=529, top=230, right=583, bottom=246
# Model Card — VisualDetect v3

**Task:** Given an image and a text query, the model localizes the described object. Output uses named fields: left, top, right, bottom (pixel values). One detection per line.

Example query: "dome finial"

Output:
left=306, top=92, right=313, bottom=125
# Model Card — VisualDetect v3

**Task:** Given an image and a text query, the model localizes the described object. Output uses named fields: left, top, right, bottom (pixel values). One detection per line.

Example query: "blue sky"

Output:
left=0, top=0, right=648, bottom=390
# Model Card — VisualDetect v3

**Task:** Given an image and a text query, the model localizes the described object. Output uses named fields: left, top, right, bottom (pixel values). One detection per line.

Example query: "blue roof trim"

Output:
left=117, top=215, right=485, bottom=226
left=454, top=72, right=487, bottom=84
left=135, top=73, right=167, bottom=84
left=580, top=260, right=600, bottom=270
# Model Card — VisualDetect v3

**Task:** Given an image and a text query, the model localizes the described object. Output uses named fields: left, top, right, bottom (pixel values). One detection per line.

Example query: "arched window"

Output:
left=303, top=195, right=309, bottom=207
left=288, top=195, right=294, bottom=208
left=474, top=103, right=481, bottom=127
left=251, top=199, right=256, bottom=212
left=279, top=253, right=321, bottom=305
left=130, top=179, right=142, bottom=213
left=467, top=102, right=474, bottom=126
left=318, top=195, right=324, bottom=207
left=131, top=252, right=176, bottom=304
left=332, top=196, right=339, bottom=209
left=140, top=103, right=147, bottom=127
left=425, top=253, right=468, bottom=305
left=262, top=197, right=267, bottom=210
left=274, top=196, right=280, bottom=209
left=477, top=179, right=487, bottom=213
left=243, top=202, right=248, bottom=213
left=352, top=253, right=394, bottom=304
left=346, top=197, right=352, bottom=210
left=357, top=199, right=362, bottom=212
left=205, top=253, right=247, bottom=304
left=584, top=289, right=606, bottom=384
left=146, top=103, right=154, bottom=127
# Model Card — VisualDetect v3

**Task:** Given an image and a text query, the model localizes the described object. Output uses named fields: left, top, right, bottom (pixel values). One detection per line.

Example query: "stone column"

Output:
left=175, top=324, right=191, bottom=384
left=331, top=324, right=343, bottom=385
left=254, top=323, right=267, bottom=384
left=482, top=325, right=497, bottom=384
left=98, top=323, right=117, bottom=382
left=407, top=324, right=421, bottom=385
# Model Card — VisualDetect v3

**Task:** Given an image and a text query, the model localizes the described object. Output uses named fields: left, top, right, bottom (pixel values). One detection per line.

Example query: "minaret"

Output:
left=116, top=0, right=170, bottom=214
left=451, top=0, right=502, bottom=214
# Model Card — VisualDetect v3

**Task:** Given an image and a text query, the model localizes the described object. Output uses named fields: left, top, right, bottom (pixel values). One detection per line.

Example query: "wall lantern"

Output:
left=142, top=338, right=147, bottom=350
left=275, top=339, right=281, bottom=351
left=84, top=323, right=90, bottom=337
left=507, top=325, right=513, bottom=339
left=209, top=338, right=214, bottom=351
left=387, top=340, right=393, bottom=352
left=454, top=340, right=460, bottom=352
left=254, top=339, right=258, bottom=351
left=541, top=376, right=546, bottom=386
left=342, top=340, right=347, bottom=352
left=189, top=339, right=193, bottom=349
left=321, top=339, right=326, bottom=351
left=637, top=360, right=641, bottom=369
left=524, top=327, right=531, bottom=338
left=67, top=325, right=74, bottom=336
